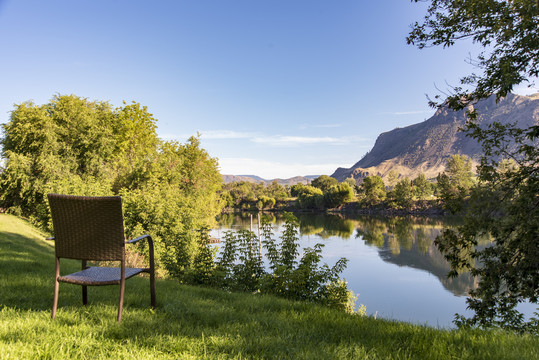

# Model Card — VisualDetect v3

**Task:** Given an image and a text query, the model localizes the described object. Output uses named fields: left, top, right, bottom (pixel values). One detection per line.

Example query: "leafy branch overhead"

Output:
left=408, top=0, right=539, bottom=109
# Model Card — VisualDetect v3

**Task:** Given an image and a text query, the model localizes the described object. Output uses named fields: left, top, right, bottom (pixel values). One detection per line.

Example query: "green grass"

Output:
left=0, top=214, right=537, bottom=359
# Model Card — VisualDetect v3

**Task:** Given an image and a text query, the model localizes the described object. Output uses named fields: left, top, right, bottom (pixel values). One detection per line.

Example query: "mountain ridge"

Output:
left=222, top=174, right=318, bottom=185
left=332, top=93, right=539, bottom=182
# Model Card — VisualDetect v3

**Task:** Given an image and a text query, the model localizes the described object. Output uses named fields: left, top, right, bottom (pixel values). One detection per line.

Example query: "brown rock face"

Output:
left=332, top=93, right=539, bottom=183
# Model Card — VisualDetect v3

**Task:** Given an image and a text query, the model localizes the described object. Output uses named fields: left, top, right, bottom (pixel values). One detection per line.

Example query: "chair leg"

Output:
left=81, top=260, right=88, bottom=305
left=147, top=236, right=156, bottom=309
left=150, top=269, right=156, bottom=309
left=52, top=257, right=60, bottom=319
left=82, top=286, right=88, bottom=305
left=117, top=264, right=126, bottom=323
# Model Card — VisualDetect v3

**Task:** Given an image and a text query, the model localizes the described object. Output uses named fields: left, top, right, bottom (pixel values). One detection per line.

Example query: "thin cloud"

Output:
left=199, top=130, right=254, bottom=140
left=165, top=130, right=372, bottom=147
left=252, top=135, right=352, bottom=146
left=160, top=130, right=254, bottom=141
left=314, top=123, right=343, bottom=128
left=299, top=123, right=343, bottom=130
left=378, top=110, right=433, bottom=116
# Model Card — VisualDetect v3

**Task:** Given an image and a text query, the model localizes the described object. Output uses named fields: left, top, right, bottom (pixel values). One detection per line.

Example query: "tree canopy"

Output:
left=407, top=0, right=539, bottom=109
left=436, top=155, right=475, bottom=211
left=359, top=175, right=387, bottom=206
left=311, top=175, right=339, bottom=192
left=0, top=94, right=224, bottom=277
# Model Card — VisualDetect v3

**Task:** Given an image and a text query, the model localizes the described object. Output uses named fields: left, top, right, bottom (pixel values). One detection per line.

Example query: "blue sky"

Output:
left=0, top=1, right=536, bottom=179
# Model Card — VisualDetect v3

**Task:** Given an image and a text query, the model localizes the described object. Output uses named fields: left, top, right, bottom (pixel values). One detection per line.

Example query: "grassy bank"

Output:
left=0, top=214, right=537, bottom=359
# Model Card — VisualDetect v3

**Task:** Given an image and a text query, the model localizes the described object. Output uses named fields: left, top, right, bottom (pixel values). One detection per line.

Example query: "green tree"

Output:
left=437, top=155, right=475, bottom=211
left=290, top=183, right=306, bottom=197
left=323, top=183, right=355, bottom=208
left=389, top=177, right=414, bottom=210
left=222, top=181, right=256, bottom=207
left=435, top=125, right=539, bottom=333
left=0, top=95, right=224, bottom=279
left=296, top=185, right=324, bottom=210
left=343, top=177, right=357, bottom=192
left=311, top=175, right=338, bottom=192
left=0, top=95, right=118, bottom=224
left=257, top=195, right=276, bottom=210
left=112, top=101, right=160, bottom=190
left=412, top=173, right=433, bottom=199
left=386, top=170, right=399, bottom=190
left=409, top=0, right=539, bottom=332
left=359, top=175, right=386, bottom=206
left=265, top=180, right=289, bottom=200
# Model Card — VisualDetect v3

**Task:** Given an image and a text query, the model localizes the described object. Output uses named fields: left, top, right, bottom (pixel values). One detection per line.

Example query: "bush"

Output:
left=323, top=183, right=355, bottom=208
left=195, top=214, right=359, bottom=312
left=296, top=186, right=324, bottom=210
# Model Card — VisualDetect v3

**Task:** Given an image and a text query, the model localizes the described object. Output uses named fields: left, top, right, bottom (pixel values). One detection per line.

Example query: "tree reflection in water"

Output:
left=216, top=212, right=477, bottom=297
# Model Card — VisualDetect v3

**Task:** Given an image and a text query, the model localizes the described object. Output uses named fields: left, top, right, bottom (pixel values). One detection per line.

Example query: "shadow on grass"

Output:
left=0, top=230, right=151, bottom=313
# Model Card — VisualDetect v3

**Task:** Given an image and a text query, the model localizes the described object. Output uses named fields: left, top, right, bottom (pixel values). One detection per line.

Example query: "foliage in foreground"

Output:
left=407, top=0, right=539, bottom=108
left=184, top=214, right=359, bottom=313
left=2, top=213, right=539, bottom=360
left=0, top=94, right=224, bottom=277
left=409, top=0, right=539, bottom=333
left=435, top=123, right=539, bottom=333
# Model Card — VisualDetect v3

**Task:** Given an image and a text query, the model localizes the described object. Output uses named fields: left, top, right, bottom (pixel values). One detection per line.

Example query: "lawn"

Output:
left=0, top=214, right=537, bottom=359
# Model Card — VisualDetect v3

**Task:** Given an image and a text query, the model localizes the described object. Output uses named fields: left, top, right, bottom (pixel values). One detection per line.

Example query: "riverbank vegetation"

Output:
left=173, top=213, right=357, bottom=312
left=2, top=214, right=538, bottom=360
left=220, top=155, right=475, bottom=214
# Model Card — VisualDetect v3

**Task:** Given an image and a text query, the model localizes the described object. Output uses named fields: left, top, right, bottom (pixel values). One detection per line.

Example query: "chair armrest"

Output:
left=126, top=235, right=155, bottom=271
left=127, top=234, right=152, bottom=244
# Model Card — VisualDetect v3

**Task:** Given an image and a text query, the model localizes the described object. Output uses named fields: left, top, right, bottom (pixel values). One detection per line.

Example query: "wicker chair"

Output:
left=47, top=193, right=156, bottom=322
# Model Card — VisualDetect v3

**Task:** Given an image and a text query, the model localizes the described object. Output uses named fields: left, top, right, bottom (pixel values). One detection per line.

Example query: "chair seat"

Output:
left=58, top=266, right=148, bottom=286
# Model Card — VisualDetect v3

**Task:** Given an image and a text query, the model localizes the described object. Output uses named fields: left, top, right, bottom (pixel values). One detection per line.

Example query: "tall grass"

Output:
left=0, top=214, right=537, bottom=359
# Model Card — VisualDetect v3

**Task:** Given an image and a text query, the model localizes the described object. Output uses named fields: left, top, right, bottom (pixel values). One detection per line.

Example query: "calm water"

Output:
left=212, top=212, right=536, bottom=328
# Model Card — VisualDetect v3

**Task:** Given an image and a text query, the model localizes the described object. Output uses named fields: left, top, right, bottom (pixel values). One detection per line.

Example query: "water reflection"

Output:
left=215, top=212, right=539, bottom=327
left=353, top=215, right=477, bottom=296
left=216, top=212, right=475, bottom=297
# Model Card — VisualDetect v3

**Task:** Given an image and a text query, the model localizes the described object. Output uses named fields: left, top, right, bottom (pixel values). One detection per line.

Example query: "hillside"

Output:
left=222, top=174, right=318, bottom=185
left=332, top=93, right=539, bottom=182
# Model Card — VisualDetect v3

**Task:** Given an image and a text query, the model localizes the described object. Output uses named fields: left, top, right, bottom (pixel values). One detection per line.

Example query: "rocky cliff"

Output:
left=332, top=93, right=539, bottom=182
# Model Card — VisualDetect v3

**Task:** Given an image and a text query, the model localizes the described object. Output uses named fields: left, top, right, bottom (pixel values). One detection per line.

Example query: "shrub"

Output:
left=200, top=214, right=359, bottom=312
left=323, top=183, right=355, bottom=208
left=296, top=186, right=324, bottom=210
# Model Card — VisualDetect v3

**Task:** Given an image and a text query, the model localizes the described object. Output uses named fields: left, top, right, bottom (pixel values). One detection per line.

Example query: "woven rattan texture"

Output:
left=58, top=267, right=148, bottom=286
left=48, top=194, right=125, bottom=261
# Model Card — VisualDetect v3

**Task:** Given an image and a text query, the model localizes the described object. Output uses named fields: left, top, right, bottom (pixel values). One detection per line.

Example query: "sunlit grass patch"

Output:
left=1, top=214, right=538, bottom=359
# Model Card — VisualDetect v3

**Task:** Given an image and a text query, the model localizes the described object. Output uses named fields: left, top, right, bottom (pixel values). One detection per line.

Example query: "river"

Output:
left=212, top=212, right=536, bottom=328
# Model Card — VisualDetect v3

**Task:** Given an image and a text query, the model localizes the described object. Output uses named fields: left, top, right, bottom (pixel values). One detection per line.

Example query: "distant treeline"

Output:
left=221, top=154, right=476, bottom=213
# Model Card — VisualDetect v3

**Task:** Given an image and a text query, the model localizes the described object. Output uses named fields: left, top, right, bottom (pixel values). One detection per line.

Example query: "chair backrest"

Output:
left=48, top=194, right=126, bottom=261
